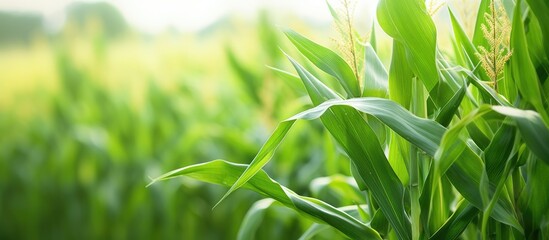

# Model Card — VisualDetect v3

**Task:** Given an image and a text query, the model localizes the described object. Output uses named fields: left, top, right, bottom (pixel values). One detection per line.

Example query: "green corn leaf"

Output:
left=220, top=55, right=411, bottom=239
left=523, top=7, right=547, bottom=69
left=492, top=106, right=549, bottom=164
left=387, top=40, right=413, bottom=187
left=325, top=0, right=340, bottom=24
left=284, top=30, right=360, bottom=98
left=370, top=22, right=377, bottom=51
left=525, top=0, right=549, bottom=59
left=437, top=53, right=463, bottom=91
left=290, top=98, right=445, bottom=156
left=237, top=199, right=276, bottom=240
left=435, top=104, right=549, bottom=230
left=388, top=131, right=411, bottom=185
left=425, top=177, right=451, bottom=235
left=445, top=154, right=522, bottom=231
left=309, top=175, right=363, bottom=204
left=435, top=109, right=507, bottom=175
left=292, top=98, right=534, bottom=231
left=377, top=0, right=439, bottom=90
left=501, top=56, right=519, bottom=103
left=458, top=66, right=512, bottom=106
left=350, top=162, right=367, bottom=191
left=216, top=121, right=296, bottom=208
left=286, top=53, right=342, bottom=103
left=449, top=8, right=479, bottom=68
left=287, top=97, right=524, bottom=231
left=425, top=101, right=518, bottom=231
left=299, top=224, right=333, bottom=240
left=149, top=160, right=382, bottom=240
left=472, top=0, right=491, bottom=48
left=484, top=124, right=516, bottom=183
left=226, top=47, right=262, bottom=104
left=510, top=0, right=549, bottom=125
left=435, top=82, right=467, bottom=127
left=430, top=62, right=460, bottom=112
left=299, top=205, right=369, bottom=240
left=429, top=200, right=479, bottom=240
left=520, top=157, right=549, bottom=237
left=480, top=142, right=520, bottom=239
left=286, top=56, right=411, bottom=240
left=448, top=8, right=492, bottom=84
left=370, top=209, right=390, bottom=238
left=267, top=66, right=306, bottom=95
left=362, top=43, right=388, bottom=98
left=388, top=41, right=413, bottom=108
left=451, top=36, right=466, bottom=68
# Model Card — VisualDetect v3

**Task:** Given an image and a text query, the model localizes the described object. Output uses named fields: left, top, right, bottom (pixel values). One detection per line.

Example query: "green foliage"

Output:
left=0, top=11, right=43, bottom=44
left=150, top=160, right=382, bottom=240
left=0, top=10, right=326, bottom=240
left=377, top=0, right=438, bottom=91
left=285, top=30, right=360, bottom=98
left=154, top=0, right=549, bottom=239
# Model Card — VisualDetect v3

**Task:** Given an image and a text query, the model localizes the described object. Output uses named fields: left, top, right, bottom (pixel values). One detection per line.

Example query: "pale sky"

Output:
left=0, top=0, right=379, bottom=33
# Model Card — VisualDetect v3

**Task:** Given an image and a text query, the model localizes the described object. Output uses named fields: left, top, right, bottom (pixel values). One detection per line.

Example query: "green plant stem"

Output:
left=481, top=156, right=516, bottom=239
left=410, top=77, right=426, bottom=239
left=410, top=146, right=421, bottom=240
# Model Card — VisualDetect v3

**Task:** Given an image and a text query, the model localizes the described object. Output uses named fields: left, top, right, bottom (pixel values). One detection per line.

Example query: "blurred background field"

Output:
left=0, top=1, right=352, bottom=239
left=0, top=1, right=462, bottom=239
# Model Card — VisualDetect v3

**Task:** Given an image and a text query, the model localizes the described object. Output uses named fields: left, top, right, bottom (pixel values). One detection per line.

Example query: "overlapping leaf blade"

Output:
left=510, top=0, right=549, bottom=125
left=472, top=0, right=490, bottom=48
left=148, top=160, right=382, bottom=240
left=387, top=40, right=413, bottom=185
left=492, top=106, right=549, bottom=163
left=299, top=205, right=369, bottom=240
left=525, top=0, right=549, bottom=59
left=289, top=98, right=545, bottom=231
left=284, top=30, right=360, bottom=97
left=289, top=98, right=445, bottom=156
left=377, top=0, right=439, bottom=90
left=363, top=43, right=388, bottom=98
left=429, top=201, right=479, bottom=240
left=435, top=104, right=549, bottom=231
left=237, top=199, right=276, bottom=240
left=286, top=57, right=411, bottom=240
left=213, top=52, right=411, bottom=239
left=435, top=82, right=467, bottom=127
left=449, top=9, right=479, bottom=69
left=152, top=1, right=549, bottom=238
left=519, top=157, right=549, bottom=237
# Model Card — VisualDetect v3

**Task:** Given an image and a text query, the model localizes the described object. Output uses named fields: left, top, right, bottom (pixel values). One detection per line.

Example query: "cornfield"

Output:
left=2, top=0, right=549, bottom=239
left=151, top=0, right=549, bottom=239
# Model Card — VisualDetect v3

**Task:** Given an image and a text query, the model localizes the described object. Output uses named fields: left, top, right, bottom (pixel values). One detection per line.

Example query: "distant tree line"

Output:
left=0, top=2, right=127, bottom=45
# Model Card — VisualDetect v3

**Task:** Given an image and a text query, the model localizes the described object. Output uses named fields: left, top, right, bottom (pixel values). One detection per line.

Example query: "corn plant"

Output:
left=152, top=0, right=549, bottom=239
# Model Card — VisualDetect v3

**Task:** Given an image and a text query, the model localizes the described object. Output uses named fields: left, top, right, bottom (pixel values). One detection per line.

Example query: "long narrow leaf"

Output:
left=286, top=56, right=411, bottom=240
left=363, top=43, right=388, bottom=98
left=429, top=200, right=479, bottom=240
left=289, top=98, right=445, bottom=156
left=284, top=30, right=360, bottom=97
left=237, top=199, right=276, bottom=240
left=510, top=0, right=549, bottom=125
left=377, top=0, right=439, bottom=90
left=525, top=0, right=549, bottom=59
left=149, top=160, right=382, bottom=240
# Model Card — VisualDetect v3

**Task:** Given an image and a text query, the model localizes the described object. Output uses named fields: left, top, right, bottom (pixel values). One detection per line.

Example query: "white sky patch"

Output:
left=0, top=0, right=379, bottom=33
left=110, top=0, right=228, bottom=33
